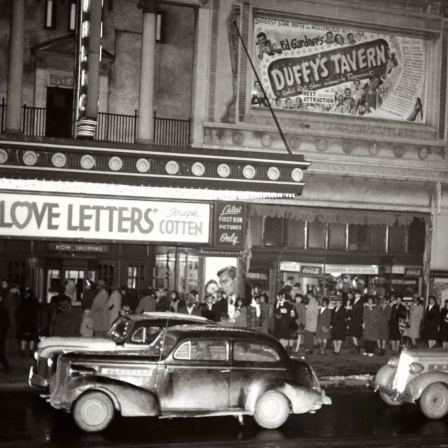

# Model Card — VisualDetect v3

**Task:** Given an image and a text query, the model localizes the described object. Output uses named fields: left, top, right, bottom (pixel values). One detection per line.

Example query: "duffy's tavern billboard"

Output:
left=252, top=17, right=428, bottom=122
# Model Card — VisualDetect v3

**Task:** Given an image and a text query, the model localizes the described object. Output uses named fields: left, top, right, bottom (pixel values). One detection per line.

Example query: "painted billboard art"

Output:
left=252, top=18, right=427, bottom=122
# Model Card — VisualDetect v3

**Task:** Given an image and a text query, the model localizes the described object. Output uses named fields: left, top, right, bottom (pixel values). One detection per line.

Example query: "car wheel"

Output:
left=254, top=391, right=290, bottom=429
left=379, top=391, right=403, bottom=407
left=420, top=383, right=448, bottom=419
left=73, top=391, right=115, bottom=432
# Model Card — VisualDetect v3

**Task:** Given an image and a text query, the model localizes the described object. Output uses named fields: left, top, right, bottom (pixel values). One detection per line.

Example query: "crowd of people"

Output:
left=2, top=272, right=448, bottom=375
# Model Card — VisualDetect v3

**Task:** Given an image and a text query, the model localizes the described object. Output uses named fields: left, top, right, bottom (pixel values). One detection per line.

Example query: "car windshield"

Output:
left=149, top=330, right=178, bottom=359
left=107, top=317, right=133, bottom=343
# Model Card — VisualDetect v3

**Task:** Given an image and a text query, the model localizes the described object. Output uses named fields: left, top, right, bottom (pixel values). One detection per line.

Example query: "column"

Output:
left=5, top=0, right=25, bottom=134
left=136, top=0, right=161, bottom=143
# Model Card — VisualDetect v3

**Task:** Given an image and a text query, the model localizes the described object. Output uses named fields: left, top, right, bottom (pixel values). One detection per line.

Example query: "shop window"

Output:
left=328, top=223, right=346, bottom=250
left=98, top=263, right=115, bottom=288
left=7, top=261, right=26, bottom=290
left=389, top=225, right=406, bottom=253
left=127, top=265, right=145, bottom=290
left=263, top=217, right=284, bottom=247
left=370, top=226, right=387, bottom=252
left=408, top=218, right=425, bottom=254
left=348, top=225, right=368, bottom=251
left=286, top=219, right=305, bottom=248
left=307, top=221, right=325, bottom=249
left=249, top=215, right=263, bottom=246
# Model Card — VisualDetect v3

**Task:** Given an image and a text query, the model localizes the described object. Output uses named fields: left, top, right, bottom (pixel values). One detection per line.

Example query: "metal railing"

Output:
left=0, top=99, right=191, bottom=146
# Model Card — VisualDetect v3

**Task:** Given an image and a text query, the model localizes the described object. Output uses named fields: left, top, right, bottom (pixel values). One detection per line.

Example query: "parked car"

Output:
left=49, top=325, right=331, bottom=432
left=369, top=347, right=448, bottom=419
left=29, top=312, right=215, bottom=390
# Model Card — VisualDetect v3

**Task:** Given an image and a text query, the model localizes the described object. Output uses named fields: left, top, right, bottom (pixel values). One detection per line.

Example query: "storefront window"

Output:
left=348, top=225, right=368, bottom=251
left=98, top=263, right=115, bottom=287
left=328, top=223, right=346, bottom=250
left=308, top=221, right=325, bottom=249
left=388, top=225, right=406, bottom=253
left=263, top=217, right=283, bottom=247
left=286, top=218, right=305, bottom=248
left=127, top=265, right=145, bottom=290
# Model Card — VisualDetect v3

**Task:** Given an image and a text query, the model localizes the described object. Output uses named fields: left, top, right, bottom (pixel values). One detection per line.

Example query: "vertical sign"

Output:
left=214, top=202, right=245, bottom=249
left=75, top=0, right=103, bottom=138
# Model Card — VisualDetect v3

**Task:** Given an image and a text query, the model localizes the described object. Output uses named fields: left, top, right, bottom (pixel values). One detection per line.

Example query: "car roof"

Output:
left=126, top=312, right=211, bottom=323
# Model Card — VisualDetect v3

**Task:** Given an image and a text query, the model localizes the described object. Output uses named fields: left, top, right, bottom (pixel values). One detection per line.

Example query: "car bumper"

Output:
left=368, top=380, right=415, bottom=404
left=28, top=366, right=49, bottom=389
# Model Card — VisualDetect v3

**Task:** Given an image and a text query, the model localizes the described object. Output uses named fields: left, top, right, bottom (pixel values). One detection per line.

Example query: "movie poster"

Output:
left=252, top=17, right=428, bottom=122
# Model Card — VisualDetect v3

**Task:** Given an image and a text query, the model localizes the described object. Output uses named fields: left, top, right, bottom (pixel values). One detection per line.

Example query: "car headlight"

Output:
left=387, top=358, right=399, bottom=368
left=47, top=358, right=53, bottom=368
left=409, top=362, right=424, bottom=374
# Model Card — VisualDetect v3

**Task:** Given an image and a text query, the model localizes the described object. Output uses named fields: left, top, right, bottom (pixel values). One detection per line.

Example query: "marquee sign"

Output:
left=0, top=194, right=211, bottom=244
left=252, top=17, right=428, bottom=122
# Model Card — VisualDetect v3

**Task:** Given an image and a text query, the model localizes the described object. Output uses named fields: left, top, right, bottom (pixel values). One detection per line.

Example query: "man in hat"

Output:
left=90, top=280, right=109, bottom=337
left=178, top=293, right=202, bottom=316
left=213, top=287, right=228, bottom=322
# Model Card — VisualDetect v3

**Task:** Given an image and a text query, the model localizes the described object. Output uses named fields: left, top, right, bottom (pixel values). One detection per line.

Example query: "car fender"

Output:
left=244, top=379, right=322, bottom=414
left=374, top=365, right=397, bottom=387
left=61, top=376, right=160, bottom=417
left=405, top=371, right=448, bottom=400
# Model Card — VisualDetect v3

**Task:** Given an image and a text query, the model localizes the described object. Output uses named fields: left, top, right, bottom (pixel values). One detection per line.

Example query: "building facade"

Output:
left=0, top=0, right=448, bottom=306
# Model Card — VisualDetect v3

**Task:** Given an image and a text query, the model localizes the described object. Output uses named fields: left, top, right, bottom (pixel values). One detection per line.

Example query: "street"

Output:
left=2, top=388, right=448, bottom=448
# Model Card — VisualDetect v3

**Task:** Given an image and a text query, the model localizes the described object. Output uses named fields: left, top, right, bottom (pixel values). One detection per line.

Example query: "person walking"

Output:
left=82, top=280, right=97, bottom=311
left=422, top=296, right=440, bottom=348
left=288, top=307, right=300, bottom=353
left=363, top=297, right=379, bottom=356
left=347, top=290, right=364, bottom=354
left=259, top=294, right=270, bottom=334
left=90, top=280, right=109, bottom=337
left=316, top=298, right=332, bottom=355
left=331, top=297, right=346, bottom=354
left=0, top=293, right=10, bottom=374
left=304, top=291, right=319, bottom=355
left=293, top=294, right=306, bottom=352
left=376, top=296, right=392, bottom=355
left=135, top=288, right=157, bottom=314
left=406, top=296, right=424, bottom=347
left=273, top=290, right=292, bottom=349
left=15, top=288, right=40, bottom=357
left=247, top=296, right=261, bottom=330
left=107, top=285, right=122, bottom=328
left=389, top=295, right=407, bottom=354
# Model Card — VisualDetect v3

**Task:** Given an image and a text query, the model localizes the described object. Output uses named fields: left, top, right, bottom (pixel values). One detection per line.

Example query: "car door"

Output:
left=160, top=338, right=230, bottom=411
left=229, top=340, right=286, bottom=408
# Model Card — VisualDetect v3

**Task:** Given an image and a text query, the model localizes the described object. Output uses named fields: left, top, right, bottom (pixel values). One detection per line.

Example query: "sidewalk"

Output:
left=0, top=344, right=387, bottom=390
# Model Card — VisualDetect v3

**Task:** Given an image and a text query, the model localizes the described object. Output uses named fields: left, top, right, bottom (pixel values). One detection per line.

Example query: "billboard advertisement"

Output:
left=252, top=17, right=428, bottom=122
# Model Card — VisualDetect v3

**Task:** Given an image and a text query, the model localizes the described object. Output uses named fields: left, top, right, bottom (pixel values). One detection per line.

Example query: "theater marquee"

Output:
left=0, top=194, right=211, bottom=244
left=252, top=17, right=428, bottom=122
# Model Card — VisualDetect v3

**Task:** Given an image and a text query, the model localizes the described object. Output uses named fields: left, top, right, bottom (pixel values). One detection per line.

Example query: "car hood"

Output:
left=402, top=348, right=448, bottom=358
left=38, top=337, right=117, bottom=352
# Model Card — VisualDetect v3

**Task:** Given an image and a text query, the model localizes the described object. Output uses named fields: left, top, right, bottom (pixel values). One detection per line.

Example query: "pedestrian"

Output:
left=440, top=300, right=448, bottom=348
left=376, top=296, right=392, bottom=355
left=80, top=309, right=94, bottom=337
left=90, top=280, right=109, bottom=337
left=273, top=290, right=292, bottom=349
left=389, top=295, right=407, bottom=354
left=82, top=280, right=96, bottom=310
left=169, top=291, right=181, bottom=313
left=347, top=290, right=364, bottom=354
left=16, top=288, right=40, bottom=357
left=259, top=293, right=270, bottom=334
left=0, top=293, right=10, bottom=374
left=304, top=290, right=319, bottom=354
left=155, top=288, right=170, bottom=312
left=64, top=279, right=77, bottom=303
left=201, top=294, right=216, bottom=321
left=52, top=295, right=81, bottom=336
left=135, top=288, right=157, bottom=313
left=331, top=297, right=346, bottom=355
left=422, top=295, right=440, bottom=348
left=178, top=293, right=202, bottom=316
left=363, top=297, right=379, bottom=356
left=213, top=288, right=228, bottom=322
left=234, top=298, right=247, bottom=327
left=247, top=296, right=261, bottom=330
left=2, top=279, right=18, bottom=355
left=293, top=294, right=306, bottom=352
left=406, top=296, right=424, bottom=347
left=120, top=285, right=136, bottom=313
left=316, top=298, right=332, bottom=355
left=108, top=284, right=121, bottom=328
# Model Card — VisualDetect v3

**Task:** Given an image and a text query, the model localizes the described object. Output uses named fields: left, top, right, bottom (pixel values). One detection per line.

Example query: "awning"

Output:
left=249, top=205, right=427, bottom=226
